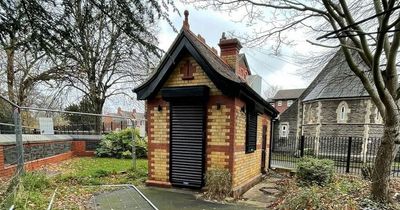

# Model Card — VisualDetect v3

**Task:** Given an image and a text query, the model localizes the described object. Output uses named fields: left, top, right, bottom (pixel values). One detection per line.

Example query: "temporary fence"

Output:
left=270, top=135, right=400, bottom=176
left=0, top=95, right=145, bottom=209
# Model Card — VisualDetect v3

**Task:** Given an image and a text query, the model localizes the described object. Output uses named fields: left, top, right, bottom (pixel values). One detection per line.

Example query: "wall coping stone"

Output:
left=0, top=134, right=102, bottom=145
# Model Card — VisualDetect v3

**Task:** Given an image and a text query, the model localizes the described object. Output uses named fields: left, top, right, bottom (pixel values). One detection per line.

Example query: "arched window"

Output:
left=375, top=108, right=382, bottom=124
left=280, top=123, right=289, bottom=138
left=340, top=105, right=346, bottom=121
left=337, top=101, right=349, bottom=123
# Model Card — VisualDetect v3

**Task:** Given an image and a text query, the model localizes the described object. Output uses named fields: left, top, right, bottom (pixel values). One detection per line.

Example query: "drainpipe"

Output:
left=268, top=118, right=275, bottom=169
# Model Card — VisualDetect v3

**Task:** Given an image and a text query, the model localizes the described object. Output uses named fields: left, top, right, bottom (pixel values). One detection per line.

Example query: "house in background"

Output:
left=274, top=50, right=383, bottom=158
left=270, top=88, right=305, bottom=113
left=103, top=107, right=146, bottom=136
left=134, top=11, right=278, bottom=197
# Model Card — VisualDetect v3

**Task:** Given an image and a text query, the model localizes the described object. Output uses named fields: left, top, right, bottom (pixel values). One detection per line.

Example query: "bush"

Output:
left=296, top=157, right=334, bottom=186
left=203, top=169, right=232, bottom=201
left=95, top=128, right=147, bottom=159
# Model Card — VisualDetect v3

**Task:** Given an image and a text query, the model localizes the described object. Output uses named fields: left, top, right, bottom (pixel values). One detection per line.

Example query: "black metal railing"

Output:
left=271, top=135, right=400, bottom=176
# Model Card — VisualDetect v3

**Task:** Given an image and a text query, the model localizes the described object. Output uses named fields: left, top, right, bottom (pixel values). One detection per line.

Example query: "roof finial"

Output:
left=221, top=32, right=226, bottom=40
left=183, top=10, right=190, bottom=30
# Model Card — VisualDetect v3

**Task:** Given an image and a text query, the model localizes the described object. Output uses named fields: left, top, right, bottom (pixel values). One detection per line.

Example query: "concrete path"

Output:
left=91, top=186, right=263, bottom=210
left=240, top=173, right=286, bottom=209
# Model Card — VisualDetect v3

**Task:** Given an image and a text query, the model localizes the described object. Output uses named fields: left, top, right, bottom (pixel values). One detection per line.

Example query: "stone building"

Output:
left=274, top=50, right=383, bottom=157
left=134, top=11, right=278, bottom=197
left=270, top=88, right=305, bottom=113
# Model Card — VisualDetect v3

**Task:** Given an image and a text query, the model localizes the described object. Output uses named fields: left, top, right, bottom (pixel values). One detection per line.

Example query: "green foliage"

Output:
left=278, top=176, right=363, bottom=209
left=95, top=128, right=147, bottom=159
left=296, top=157, right=335, bottom=186
left=64, top=97, right=97, bottom=126
left=54, top=157, right=148, bottom=186
left=2, top=172, right=51, bottom=210
left=203, top=168, right=232, bottom=201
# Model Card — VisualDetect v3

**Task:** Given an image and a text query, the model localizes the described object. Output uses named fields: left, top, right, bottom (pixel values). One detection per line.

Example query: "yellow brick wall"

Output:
left=207, top=104, right=230, bottom=146
left=232, top=105, right=266, bottom=188
left=163, top=54, right=221, bottom=95
left=151, top=148, right=169, bottom=182
left=207, top=151, right=229, bottom=169
left=149, top=105, right=169, bottom=144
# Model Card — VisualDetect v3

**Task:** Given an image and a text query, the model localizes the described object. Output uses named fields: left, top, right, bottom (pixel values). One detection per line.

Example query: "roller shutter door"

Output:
left=170, top=102, right=205, bottom=188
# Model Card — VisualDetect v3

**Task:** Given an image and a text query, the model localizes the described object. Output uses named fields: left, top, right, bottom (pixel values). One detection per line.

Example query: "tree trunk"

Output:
left=371, top=114, right=400, bottom=203
left=6, top=48, right=15, bottom=102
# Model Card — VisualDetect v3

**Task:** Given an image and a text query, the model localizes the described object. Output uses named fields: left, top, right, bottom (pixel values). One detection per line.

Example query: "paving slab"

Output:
left=138, top=186, right=263, bottom=210
left=91, top=186, right=263, bottom=210
left=93, top=187, right=155, bottom=210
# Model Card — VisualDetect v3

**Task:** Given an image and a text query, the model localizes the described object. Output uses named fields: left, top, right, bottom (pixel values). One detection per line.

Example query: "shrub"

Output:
left=296, top=157, right=335, bottom=186
left=203, top=168, right=232, bottom=201
left=95, top=128, right=147, bottom=159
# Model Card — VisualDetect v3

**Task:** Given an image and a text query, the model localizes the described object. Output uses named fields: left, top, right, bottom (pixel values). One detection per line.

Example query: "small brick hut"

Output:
left=134, top=11, right=278, bottom=196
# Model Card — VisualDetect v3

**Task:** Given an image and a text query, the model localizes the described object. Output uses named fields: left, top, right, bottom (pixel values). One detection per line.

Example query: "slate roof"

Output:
left=133, top=26, right=278, bottom=117
left=303, top=50, right=370, bottom=102
left=273, top=89, right=305, bottom=100
left=184, top=30, right=244, bottom=83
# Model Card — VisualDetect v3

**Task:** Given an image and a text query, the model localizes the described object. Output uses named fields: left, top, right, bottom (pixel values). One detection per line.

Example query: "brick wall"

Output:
left=147, top=98, right=170, bottom=186
left=231, top=98, right=271, bottom=196
left=146, top=53, right=271, bottom=196
left=163, top=54, right=221, bottom=95
left=0, top=139, right=95, bottom=177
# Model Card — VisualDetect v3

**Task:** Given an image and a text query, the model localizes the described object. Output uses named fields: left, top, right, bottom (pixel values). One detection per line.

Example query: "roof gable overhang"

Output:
left=134, top=32, right=240, bottom=100
left=133, top=30, right=278, bottom=117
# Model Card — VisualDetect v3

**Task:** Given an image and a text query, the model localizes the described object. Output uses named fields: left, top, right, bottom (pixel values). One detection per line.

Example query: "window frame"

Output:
left=280, top=123, right=289, bottom=138
left=287, top=100, right=293, bottom=107
left=277, top=100, right=282, bottom=106
left=245, top=105, right=257, bottom=154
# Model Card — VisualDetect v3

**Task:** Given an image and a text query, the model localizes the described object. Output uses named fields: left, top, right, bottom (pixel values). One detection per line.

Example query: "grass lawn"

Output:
left=0, top=157, right=148, bottom=210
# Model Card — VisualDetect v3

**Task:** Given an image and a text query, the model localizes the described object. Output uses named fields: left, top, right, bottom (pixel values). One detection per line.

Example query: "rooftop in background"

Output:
left=272, top=88, right=305, bottom=100
left=302, top=50, right=370, bottom=102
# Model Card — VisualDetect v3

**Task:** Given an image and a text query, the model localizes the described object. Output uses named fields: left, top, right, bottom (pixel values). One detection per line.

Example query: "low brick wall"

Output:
left=0, top=135, right=101, bottom=177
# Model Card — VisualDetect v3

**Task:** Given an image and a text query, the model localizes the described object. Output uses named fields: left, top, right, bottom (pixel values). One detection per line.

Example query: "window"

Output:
left=375, top=108, right=382, bottom=123
left=337, top=101, right=349, bottom=123
left=277, top=101, right=282, bottom=106
left=280, top=123, right=289, bottom=137
left=245, top=106, right=257, bottom=153
left=340, top=106, right=346, bottom=120
left=287, top=100, right=293, bottom=107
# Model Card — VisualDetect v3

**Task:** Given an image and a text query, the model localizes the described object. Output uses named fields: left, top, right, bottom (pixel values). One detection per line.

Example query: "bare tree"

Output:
left=53, top=0, right=159, bottom=132
left=0, top=0, right=59, bottom=104
left=263, top=85, right=280, bottom=99
left=185, top=0, right=400, bottom=203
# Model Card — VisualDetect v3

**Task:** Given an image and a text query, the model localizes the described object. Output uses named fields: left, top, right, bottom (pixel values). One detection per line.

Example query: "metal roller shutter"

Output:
left=170, top=102, right=205, bottom=188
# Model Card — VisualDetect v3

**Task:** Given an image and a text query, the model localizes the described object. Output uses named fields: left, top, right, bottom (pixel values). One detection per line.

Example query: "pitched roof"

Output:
left=303, top=50, right=370, bottom=102
left=273, top=89, right=305, bottom=100
left=133, top=26, right=277, bottom=117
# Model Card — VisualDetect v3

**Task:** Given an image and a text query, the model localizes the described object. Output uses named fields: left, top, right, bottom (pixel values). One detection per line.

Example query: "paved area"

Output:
left=241, top=173, right=286, bottom=209
left=92, top=186, right=155, bottom=210
left=138, top=186, right=263, bottom=210
left=92, top=186, right=263, bottom=210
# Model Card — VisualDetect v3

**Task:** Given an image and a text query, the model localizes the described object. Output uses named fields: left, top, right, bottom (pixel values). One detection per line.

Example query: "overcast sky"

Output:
left=106, top=2, right=330, bottom=113
left=157, top=2, right=317, bottom=92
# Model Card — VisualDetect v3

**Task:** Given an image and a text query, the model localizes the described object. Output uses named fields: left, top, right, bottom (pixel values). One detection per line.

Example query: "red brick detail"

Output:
left=146, top=180, right=172, bottom=188
left=71, top=141, right=94, bottom=156
left=0, top=151, right=74, bottom=177
left=180, top=60, right=196, bottom=80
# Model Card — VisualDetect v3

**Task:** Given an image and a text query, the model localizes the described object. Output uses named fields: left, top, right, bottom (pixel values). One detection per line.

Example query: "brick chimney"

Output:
left=218, top=32, right=242, bottom=72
